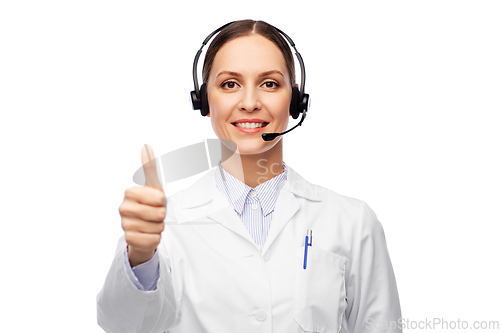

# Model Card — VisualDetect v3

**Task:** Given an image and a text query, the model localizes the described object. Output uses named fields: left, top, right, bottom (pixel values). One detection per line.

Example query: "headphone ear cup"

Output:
left=200, top=83, right=210, bottom=116
left=290, top=86, right=300, bottom=119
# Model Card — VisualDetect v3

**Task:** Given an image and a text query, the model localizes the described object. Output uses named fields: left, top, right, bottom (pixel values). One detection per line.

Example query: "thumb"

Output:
left=141, top=144, right=164, bottom=191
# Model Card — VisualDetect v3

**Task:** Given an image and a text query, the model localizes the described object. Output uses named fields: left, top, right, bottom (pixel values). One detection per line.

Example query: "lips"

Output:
left=232, top=118, right=269, bottom=125
left=231, top=118, right=269, bottom=133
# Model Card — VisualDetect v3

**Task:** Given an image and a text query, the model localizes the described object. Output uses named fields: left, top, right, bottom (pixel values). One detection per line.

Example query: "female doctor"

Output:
left=97, top=20, right=402, bottom=333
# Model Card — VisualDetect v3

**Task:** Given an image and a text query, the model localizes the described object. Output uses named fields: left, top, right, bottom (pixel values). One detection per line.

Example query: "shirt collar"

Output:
left=215, top=161, right=288, bottom=216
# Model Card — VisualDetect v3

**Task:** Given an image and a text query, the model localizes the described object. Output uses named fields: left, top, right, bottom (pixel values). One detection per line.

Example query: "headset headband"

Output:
left=192, top=21, right=234, bottom=99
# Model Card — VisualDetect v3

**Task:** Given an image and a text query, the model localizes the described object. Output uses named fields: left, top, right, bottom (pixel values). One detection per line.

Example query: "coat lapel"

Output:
left=178, top=168, right=256, bottom=246
left=261, top=181, right=300, bottom=254
left=261, top=167, right=322, bottom=254
left=206, top=190, right=257, bottom=245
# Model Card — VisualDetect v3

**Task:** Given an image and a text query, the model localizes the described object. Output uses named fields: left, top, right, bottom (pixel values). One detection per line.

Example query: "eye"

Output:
left=221, top=81, right=238, bottom=89
left=262, top=81, right=280, bottom=89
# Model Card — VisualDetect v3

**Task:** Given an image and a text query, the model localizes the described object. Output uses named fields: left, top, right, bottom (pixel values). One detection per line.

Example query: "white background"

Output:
left=1, top=1, right=499, bottom=332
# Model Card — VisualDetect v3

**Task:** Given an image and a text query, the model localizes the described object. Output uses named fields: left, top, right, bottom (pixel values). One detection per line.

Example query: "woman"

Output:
left=97, top=20, right=402, bottom=333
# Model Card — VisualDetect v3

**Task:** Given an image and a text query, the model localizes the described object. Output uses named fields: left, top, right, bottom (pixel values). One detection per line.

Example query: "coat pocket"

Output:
left=294, top=246, right=347, bottom=333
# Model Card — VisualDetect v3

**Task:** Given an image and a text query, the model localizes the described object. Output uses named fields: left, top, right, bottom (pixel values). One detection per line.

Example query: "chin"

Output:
left=233, top=137, right=280, bottom=155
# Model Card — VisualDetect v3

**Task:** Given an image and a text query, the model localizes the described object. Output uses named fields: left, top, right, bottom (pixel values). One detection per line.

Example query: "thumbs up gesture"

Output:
left=119, top=144, right=166, bottom=267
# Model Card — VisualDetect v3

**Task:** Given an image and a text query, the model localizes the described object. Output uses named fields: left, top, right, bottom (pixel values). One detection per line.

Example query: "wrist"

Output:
left=127, top=245, right=156, bottom=268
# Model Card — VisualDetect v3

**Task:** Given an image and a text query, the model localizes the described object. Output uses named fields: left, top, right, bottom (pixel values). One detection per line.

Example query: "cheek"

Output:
left=208, top=92, right=234, bottom=134
left=208, top=91, right=235, bottom=117
left=266, top=93, right=291, bottom=120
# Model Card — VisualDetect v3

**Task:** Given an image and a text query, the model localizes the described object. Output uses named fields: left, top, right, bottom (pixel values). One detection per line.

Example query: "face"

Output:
left=206, top=34, right=293, bottom=155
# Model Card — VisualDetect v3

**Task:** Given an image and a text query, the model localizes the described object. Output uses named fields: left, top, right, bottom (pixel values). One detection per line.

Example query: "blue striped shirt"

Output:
left=214, top=161, right=288, bottom=252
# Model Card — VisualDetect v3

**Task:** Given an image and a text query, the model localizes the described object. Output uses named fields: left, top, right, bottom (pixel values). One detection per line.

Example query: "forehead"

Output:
left=210, top=34, right=288, bottom=78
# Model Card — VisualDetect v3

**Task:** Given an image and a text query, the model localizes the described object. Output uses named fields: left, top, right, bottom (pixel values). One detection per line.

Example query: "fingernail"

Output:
left=144, top=144, right=152, bottom=162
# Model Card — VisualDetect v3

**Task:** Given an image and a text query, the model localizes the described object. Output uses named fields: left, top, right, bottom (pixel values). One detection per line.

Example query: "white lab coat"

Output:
left=97, top=165, right=402, bottom=333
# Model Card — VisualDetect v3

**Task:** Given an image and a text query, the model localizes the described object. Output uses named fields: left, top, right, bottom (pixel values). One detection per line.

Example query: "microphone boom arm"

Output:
left=261, top=107, right=307, bottom=141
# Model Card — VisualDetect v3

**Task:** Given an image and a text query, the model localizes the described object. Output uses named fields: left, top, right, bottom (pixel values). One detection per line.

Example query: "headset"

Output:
left=190, top=21, right=310, bottom=141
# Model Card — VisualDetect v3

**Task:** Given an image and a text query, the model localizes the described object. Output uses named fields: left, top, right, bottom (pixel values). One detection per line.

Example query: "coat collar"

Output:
left=175, top=164, right=322, bottom=255
left=180, top=164, right=322, bottom=210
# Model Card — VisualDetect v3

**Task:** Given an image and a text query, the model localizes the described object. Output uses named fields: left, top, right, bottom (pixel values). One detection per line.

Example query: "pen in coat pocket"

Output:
left=303, top=229, right=312, bottom=269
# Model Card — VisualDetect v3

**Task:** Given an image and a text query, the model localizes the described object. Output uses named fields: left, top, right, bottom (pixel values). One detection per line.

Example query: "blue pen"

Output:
left=303, top=230, right=312, bottom=269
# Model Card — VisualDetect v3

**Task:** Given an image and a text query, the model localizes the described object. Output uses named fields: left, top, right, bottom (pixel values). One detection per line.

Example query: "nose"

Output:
left=238, top=87, right=261, bottom=112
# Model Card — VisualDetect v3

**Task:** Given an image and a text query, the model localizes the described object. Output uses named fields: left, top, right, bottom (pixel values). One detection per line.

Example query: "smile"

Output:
left=231, top=122, right=269, bottom=133
left=232, top=122, right=269, bottom=129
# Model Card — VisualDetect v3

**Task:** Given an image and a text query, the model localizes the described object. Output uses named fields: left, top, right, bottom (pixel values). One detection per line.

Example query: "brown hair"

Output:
left=202, top=20, right=296, bottom=86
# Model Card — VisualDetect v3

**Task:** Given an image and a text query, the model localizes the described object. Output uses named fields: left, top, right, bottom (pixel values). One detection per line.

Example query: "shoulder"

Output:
left=166, top=168, right=217, bottom=206
left=325, top=187, right=383, bottom=236
left=288, top=165, right=384, bottom=235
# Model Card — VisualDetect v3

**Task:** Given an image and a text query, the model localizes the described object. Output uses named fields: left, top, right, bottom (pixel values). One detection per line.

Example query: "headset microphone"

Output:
left=261, top=99, right=309, bottom=141
left=190, top=21, right=310, bottom=141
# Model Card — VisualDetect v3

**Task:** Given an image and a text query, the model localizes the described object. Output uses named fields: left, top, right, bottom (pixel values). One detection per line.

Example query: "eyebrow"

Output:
left=259, top=70, right=284, bottom=78
left=216, top=70, right=284, bottom=78
left=216, top=70, right=241, bottom=78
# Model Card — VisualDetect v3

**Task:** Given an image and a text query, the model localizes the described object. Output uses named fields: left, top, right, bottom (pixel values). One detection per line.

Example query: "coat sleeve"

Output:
left=344, top=202, right=402, bottom=333
left=96, top=200, right=182, bottom=333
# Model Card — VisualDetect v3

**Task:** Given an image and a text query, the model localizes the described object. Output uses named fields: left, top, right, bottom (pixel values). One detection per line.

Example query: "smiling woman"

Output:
left=97, top=19, right=402, bottom=333
left=206, top=34, right=292, bottom=179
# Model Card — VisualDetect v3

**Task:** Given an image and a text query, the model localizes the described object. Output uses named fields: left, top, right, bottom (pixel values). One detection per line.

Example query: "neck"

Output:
left=220, top=140, right=284, bottom=188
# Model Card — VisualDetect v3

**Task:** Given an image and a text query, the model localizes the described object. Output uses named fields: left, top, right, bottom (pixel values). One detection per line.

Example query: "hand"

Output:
left=119, top=144, right=166, bottom=267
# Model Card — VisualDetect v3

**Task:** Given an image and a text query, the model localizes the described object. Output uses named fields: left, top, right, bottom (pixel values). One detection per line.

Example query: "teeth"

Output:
left=235, top=122, right=265, bottom=129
